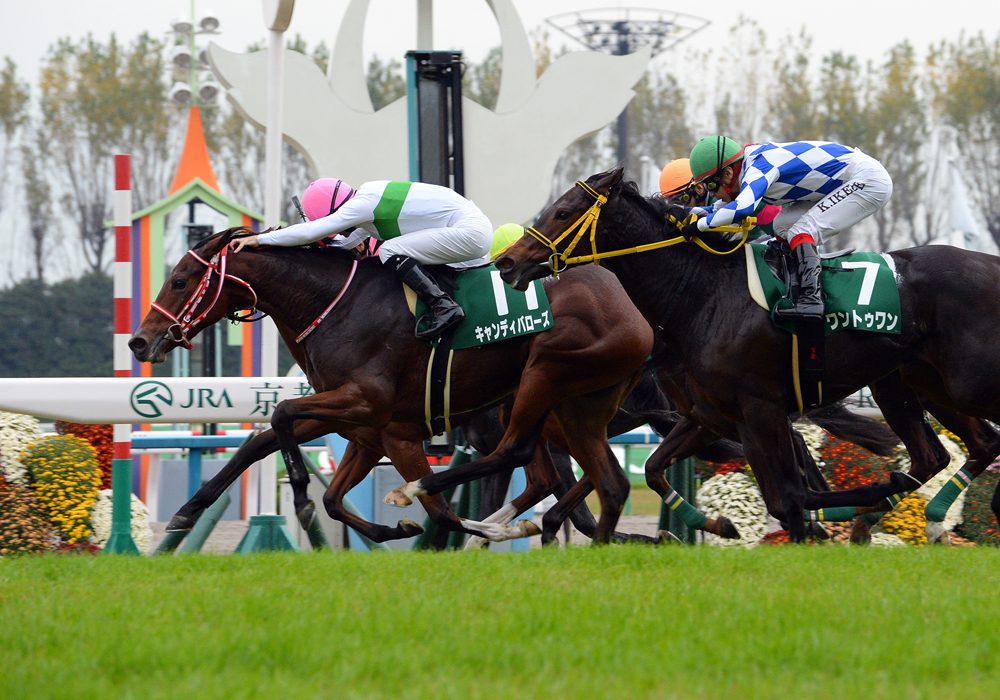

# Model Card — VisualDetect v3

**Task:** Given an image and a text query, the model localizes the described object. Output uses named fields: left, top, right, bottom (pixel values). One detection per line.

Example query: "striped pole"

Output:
left=104, top=154, right=140, bottom=555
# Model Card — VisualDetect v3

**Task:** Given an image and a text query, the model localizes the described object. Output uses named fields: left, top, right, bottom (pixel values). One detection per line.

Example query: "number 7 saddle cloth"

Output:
left=745, top=242, right=901, bottom=336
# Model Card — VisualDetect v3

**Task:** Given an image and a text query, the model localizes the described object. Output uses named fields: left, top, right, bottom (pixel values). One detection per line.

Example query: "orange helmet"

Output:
left=659, top=159, right=694, bottom=196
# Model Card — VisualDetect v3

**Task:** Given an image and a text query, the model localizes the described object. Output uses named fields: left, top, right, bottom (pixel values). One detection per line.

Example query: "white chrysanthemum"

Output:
left=89, top=489, right=153, bottom=553
left=0, top=412, right=41, bottom=486
left=696, top=471, right=768, bottom=546
left=794, top=421, right=828, bottom=463
left=870, top=532, right=906, bottom=547
left=914, top=434, right=968, bottom=532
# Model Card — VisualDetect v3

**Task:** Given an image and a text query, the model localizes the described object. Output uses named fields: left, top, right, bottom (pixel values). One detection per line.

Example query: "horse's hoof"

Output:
left=464, top=536, right=490, bottom=551
left=541, top=536, right=559, bottom=548
left=715, top=516, right=741, bottom=540
left=849, top=518, right=871, bottom=545
left=397, top=519, right=424, bottom=538
left=384, top=487, right=413, bottom=507
left=514, top=519, right=541, bottom=538
left=656, top=529, right=682, bottom=545
left=165, top=514, right=196, bottom=532
left=296, top=501, right=316, bottom=531
left=926, top=520, right=949, bottom=545
left=806, top=521, right=830, bottom=541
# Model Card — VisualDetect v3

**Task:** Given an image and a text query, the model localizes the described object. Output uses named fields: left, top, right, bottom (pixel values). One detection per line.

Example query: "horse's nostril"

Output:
left=495, top=257, right=512, bottom=271
left=128, top=337, right=147, bottom=355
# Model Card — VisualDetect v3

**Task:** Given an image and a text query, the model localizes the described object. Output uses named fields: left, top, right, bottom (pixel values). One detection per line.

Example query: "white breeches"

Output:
left=773, top=150, right=893, bottom=244
left=378, top=205, right=493, bottom=269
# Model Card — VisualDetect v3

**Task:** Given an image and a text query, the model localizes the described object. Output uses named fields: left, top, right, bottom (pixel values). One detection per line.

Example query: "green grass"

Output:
left=586, top=481, right=664, bottom=515
left=1, top=547, right=998, bottom=700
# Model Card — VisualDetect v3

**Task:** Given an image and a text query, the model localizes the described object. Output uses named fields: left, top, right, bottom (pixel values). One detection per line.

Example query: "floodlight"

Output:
left=170, top=82, right=192, bottom=106
left=198, top=80, right=220, bottom=104
left=171, top=46, right=192, bottom=70
left=171, top=17, right=194, bottom=34
left=199, top=13, right=220, bottom=33
left=197, top=47, right=210, bottom=67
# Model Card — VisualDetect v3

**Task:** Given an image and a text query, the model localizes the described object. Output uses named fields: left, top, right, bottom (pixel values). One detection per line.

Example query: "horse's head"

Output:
left=129, top=227, right=260, bottom=364
left=496, top=167, right=624, bottom=291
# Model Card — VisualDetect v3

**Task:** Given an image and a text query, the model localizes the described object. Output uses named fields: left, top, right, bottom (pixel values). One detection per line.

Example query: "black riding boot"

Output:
left=387, top=255, right=465, bottom=339
left=777, top=242, right=824, bottom=321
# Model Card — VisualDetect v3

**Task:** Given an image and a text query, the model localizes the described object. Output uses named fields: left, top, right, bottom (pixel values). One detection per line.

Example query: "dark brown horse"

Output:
left=495, top=168, right=1000, bottom=541
left=129, top=228, right=655, bottom=544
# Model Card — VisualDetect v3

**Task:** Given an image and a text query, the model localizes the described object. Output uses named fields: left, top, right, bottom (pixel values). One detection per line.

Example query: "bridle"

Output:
left=151, top=241, right=359, bottom=349
left=150, top=246, right=261, bottom=350
left=525, top=181, right=754, bottom=275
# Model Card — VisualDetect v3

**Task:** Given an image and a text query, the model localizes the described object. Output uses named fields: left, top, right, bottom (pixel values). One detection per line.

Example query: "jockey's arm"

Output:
left=699, top=162, right=777, bottom=235
left=256, top=196, right=373, bottom=247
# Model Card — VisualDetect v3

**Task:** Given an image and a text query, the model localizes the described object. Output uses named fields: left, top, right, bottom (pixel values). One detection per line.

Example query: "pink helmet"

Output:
left=302, top=178, right=355, bottom=221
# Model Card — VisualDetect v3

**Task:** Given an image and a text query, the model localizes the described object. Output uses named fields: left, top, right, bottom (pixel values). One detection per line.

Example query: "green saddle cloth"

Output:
left=415, top=265, right=553, bottom=349
left=747, top=243, right=901, bottom=335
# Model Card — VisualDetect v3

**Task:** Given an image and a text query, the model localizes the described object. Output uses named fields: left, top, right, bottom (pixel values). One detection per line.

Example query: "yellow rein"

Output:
left=525, top=181, right=755, bottom=273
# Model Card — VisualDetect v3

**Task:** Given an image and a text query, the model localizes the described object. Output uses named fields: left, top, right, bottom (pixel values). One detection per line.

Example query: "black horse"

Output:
left=496, top=168, right=1000, bottom=542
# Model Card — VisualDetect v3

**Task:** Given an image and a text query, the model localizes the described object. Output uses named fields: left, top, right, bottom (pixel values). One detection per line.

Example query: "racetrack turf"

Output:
left=1, top=546, right=997, bottom=700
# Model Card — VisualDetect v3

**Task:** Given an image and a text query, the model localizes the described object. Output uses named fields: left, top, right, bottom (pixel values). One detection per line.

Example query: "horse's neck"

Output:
left=600, top=213, right=739, bottom=340
left=236, top=250, right=359, bottom=335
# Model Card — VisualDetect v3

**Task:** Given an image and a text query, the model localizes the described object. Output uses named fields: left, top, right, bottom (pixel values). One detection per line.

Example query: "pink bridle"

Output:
left=150, top=247, right=258, bottom=350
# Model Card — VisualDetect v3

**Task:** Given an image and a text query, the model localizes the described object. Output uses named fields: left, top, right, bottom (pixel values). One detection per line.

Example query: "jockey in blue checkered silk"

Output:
left=682, top=136, right=893, bottom=320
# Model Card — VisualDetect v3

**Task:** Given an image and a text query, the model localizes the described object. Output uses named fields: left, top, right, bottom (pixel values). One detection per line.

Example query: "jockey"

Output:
left=659, top=159, right=708, bottom=206
left=660, top=158, right=781, bottom=240
left=682, top=136, right=893, bottom=320
left=233, top=178, right=493, bottom=339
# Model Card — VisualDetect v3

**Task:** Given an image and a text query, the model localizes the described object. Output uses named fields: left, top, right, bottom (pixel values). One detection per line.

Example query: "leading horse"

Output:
left=496, top=168, right=1000, bottom=541
left=129, top=228, right=656, bottom=544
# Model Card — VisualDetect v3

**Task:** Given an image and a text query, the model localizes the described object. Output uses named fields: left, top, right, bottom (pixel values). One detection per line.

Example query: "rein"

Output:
left=151, top=247, right=261, bottom=350
left=525, top=181, right=754, bottom=274
left=152, top=242, right=360, bottom=349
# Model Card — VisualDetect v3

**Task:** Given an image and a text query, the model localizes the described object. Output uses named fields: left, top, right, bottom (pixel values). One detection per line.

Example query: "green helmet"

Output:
left=689, top=136, right=744, bottom=183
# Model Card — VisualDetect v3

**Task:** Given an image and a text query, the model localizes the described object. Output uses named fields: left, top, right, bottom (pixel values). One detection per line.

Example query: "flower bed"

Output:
left=955, top=461, right=1000, bottom=546
left=23, top=436, right=102, bottom=544
left=0, top=483, right=56, bottom=555
left=697, top=471, right=768, bottom=545
left=0, top=411, right=41, bottom=486
left=55, top=422, right=113, bottom=490
left=89, top=489, right=153, bottom=553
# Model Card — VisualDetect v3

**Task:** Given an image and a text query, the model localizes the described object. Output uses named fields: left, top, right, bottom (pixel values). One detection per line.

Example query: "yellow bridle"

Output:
left=525, top=180, right=755, bottom=274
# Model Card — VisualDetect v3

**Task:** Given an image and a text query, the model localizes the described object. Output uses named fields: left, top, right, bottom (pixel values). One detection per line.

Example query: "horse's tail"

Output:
left=806, top=402, right=900, bottom=457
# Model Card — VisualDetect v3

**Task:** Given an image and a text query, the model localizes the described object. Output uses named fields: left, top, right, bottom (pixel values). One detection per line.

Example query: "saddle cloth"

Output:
left=745, top=243, right=901, bottom=335
left=401, top=264, right=553, bottom=435
left=403, top=264, right=553, bottom=350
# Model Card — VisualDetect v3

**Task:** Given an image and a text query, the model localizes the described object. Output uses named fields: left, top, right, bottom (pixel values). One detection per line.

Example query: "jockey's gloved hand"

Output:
left=678, top=215, right=702, bottom=241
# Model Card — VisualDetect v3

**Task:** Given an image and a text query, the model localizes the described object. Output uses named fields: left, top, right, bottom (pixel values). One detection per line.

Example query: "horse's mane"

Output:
left=191, top=226, right=368, bottom=263
left=612, top=178, right=688, bottom=223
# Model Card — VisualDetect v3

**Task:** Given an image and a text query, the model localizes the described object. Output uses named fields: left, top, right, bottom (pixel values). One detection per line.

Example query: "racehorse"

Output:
left=129, top=228, right=655, bottom=544
left=495, top=168, right=1000, bottom=542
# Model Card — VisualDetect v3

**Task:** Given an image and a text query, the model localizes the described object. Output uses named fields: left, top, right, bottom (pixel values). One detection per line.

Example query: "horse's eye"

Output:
left=171, top=277, right=187, bottom=291
left=554, top=210, right=570, bottom=221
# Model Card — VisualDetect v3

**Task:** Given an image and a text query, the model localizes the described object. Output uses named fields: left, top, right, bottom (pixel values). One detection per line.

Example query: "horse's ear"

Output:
left=588, top=165, right=626, bottom=191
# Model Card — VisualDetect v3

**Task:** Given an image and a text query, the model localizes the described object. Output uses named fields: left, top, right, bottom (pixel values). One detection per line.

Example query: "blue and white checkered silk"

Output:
left=702, top=141, right=855, bottom=230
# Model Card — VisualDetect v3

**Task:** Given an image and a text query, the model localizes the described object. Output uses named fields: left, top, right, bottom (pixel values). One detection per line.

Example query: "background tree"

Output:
left=37, top=34, right=174, bottom=273
left=0, top=58, right=29, bottom=223
left=21, top=136, right=57, bottom=282
left=928, top=32, right=1000, bottom=247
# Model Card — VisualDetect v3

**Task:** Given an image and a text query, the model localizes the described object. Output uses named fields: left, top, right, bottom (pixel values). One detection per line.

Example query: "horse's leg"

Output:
left=319, top=439, right=426, bottom=543
left=379, top=431, right=542, bottom=543
left=919, top=401, right=1000, bottom=543
left=802, top=374, right=937, bottom=510
left=540, top=475, right=595, bottom=546
left=552, top=389, right=631, bottom=545
left=643, top=417, right=739, bottom=539
left=166, top=419, right=329, bottom=532
left=738, top=404, right=807, bottom=543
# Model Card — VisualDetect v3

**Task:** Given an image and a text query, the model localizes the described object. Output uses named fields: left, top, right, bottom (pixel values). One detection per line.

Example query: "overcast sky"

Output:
left=2, top=0, right=997, bottom=86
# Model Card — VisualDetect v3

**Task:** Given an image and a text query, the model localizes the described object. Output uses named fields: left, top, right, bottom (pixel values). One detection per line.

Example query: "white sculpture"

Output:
left=208, top=0, right=650, bottom=226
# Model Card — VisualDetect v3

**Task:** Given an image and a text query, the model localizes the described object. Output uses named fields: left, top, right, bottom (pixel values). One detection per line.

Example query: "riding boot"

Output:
left=777, top=242, right=824, bottom=321
left=386, top=255, right=465, bottom=339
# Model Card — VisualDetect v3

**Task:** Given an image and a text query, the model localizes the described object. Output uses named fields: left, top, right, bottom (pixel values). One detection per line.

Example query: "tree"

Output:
left=928, top=32, right=1000, bottom=247
left=21, top=136, right=57, bottom=282
left=366, top=54, right=407, bottom=111
left=463, top=46, right=502, bottom=111
left=767, top=31, right=819, bottom=141
left=37, top=33, right=174, bottom=273
left=0, top=271, right=112, bottom=377
left=0, top=58, right=29, bottom=223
